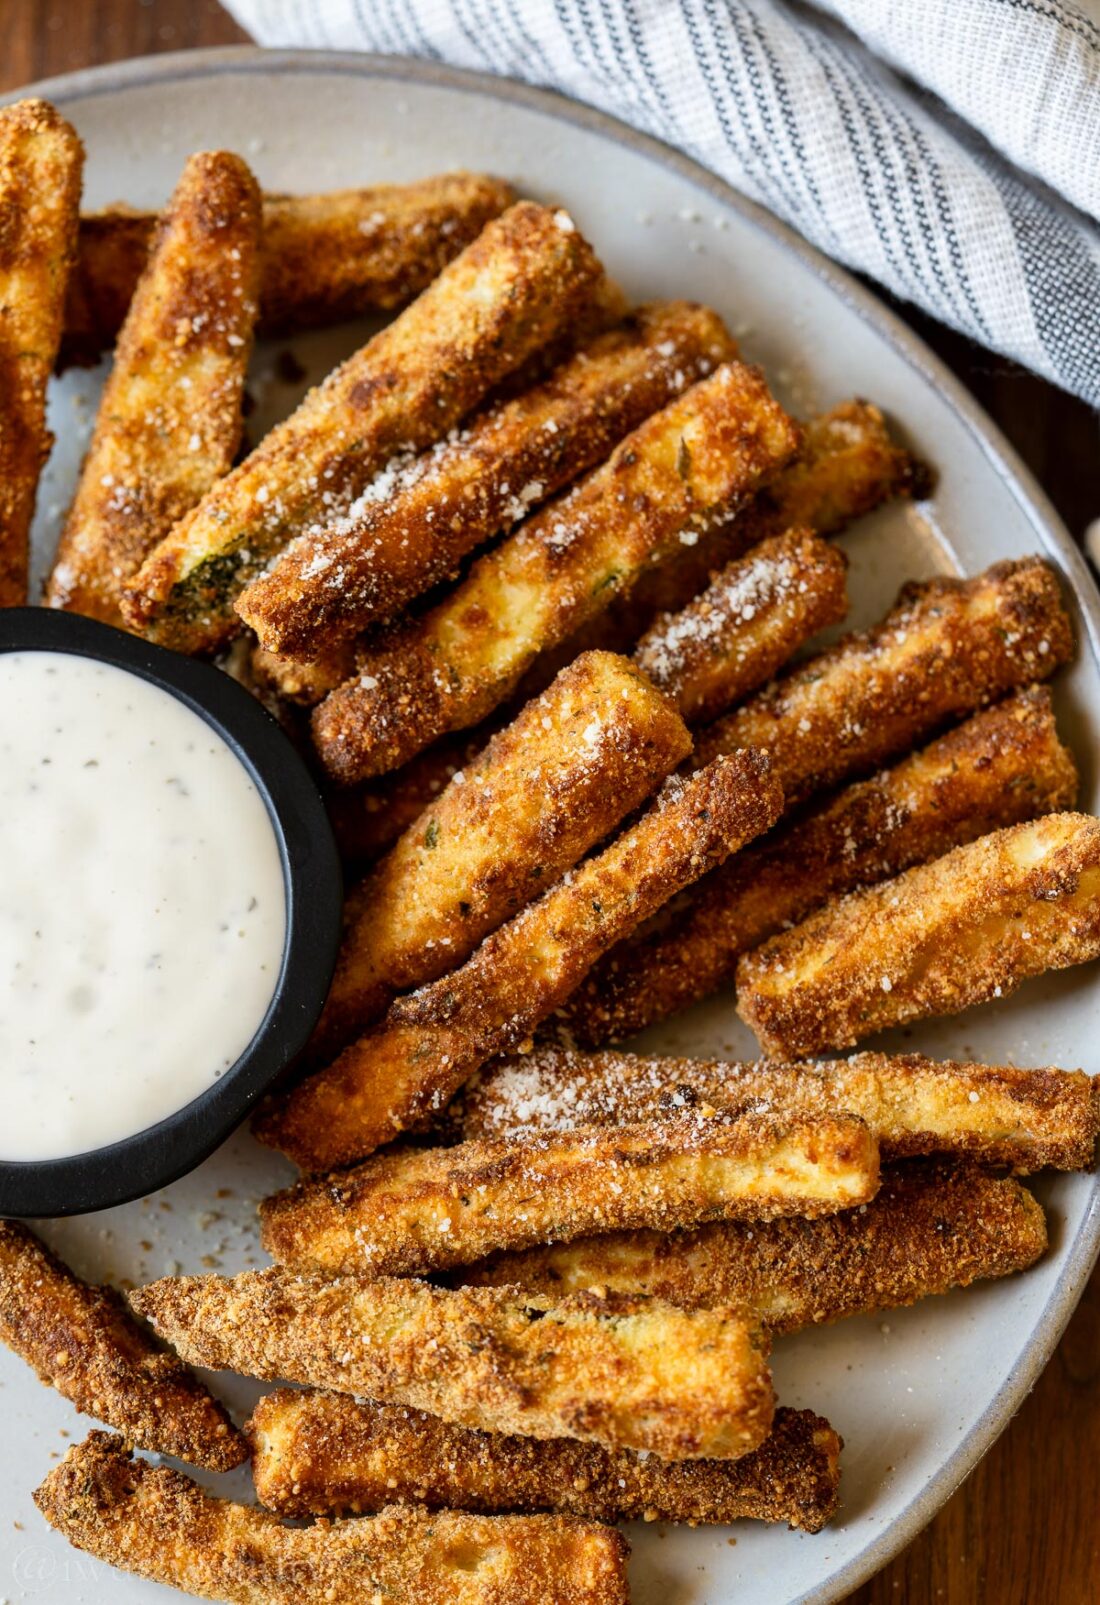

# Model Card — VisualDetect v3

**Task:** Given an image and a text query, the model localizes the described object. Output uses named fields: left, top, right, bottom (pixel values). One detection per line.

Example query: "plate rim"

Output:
left=5, top=43, right=1099, bottom=1604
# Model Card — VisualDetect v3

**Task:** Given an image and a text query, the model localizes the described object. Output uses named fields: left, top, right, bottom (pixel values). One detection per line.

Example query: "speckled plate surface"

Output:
left=2, top=48, right=1098, bottom=1605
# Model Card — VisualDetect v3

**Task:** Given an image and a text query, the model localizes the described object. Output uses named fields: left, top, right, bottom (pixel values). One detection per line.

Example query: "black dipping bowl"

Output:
left=0, top=608, right=343, bottom=1217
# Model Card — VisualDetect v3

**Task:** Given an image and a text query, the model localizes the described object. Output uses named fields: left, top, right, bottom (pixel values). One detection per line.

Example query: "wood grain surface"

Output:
left=1, top=2, right=1097, bottom=1600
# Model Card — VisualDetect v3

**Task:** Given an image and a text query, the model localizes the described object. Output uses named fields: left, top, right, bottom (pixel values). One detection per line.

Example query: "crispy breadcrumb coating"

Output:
left=120, top=202, right=602, bottom=653
left=459, top=1047, right=1099, bottom=1173
left=531, top=397, right=930, bottom=682
left=462, top=1160, right=1047, bottom=1331
left=35, top=1431, right=629, bottom=1605
left=694, top=558, right=1073, bottom=796
left=130, top=1272, right=774, bottom=1461
left=249, top=1391, right=842, bottom=1532
left=562, top=685, right=1078, bottom=1043
left=236, top=301, right=737, bottom=659
left=311, top=651, right=690, bottom=1061
left=0, top=1221, right=243, bottom=1470
left=634, top=527, right=848, bottom=724
left=61, top=171, right=515, bottom=365
left=738, top=811, right=1100, bottom=1057
left=0, top=99, right=83, bottom=605
left=47, top=151, right=261, bottom=625
left=259, top=1112, right=879, bottom=1276
left=311, top=361, right=801, bottom=784
left=255, top=749, right=784, bottom=1170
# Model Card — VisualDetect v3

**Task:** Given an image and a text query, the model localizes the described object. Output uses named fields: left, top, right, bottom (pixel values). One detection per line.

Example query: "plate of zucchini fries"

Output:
left=2, top=49, right=1099, bottom=1605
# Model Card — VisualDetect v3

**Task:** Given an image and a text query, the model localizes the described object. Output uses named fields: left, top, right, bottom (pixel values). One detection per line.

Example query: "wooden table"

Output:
left=3, top=2, right=1098, bottom=1599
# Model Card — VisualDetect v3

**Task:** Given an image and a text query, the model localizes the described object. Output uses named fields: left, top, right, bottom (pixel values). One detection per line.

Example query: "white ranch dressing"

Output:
left=0, top=650, right=286, bottom=1162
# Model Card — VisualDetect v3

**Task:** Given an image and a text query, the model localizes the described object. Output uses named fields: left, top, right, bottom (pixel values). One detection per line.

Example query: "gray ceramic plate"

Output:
left=2, top=48, right=1098, bottom=1605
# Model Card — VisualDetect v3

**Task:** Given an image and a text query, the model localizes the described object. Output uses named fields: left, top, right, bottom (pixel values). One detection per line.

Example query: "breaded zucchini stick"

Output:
left=256, top=749, right=784, bottom=1170
left=249, top=1391, right=842, bottom=1532
left=564, top=684, right=1078, bottom=1043
left=311, top=362, right=801, bottom=783
left=535, top=397, right=930, bottom=679
left=35, top=1433, right=628, bottom=1605
left=120, top=202, right=602, bottom=653
left=259, top=1113, right=879, bottom=1276
left=47, top=152, right=262, bottom=625
left=0, top=99, right=82, bottom=606
left=237, top=301, right=738, bottom=659
left=463, top=1160, right=1047, bottom=1331
left=329, top=401, right=923, bottom=864
left=131, top=1271, right=774, bottom=1460
left=459, top=1047, right=1100, bottom=1173
left=695, top=557, right=1073, bottom=793
left=61, top=171, right=515, bottom=365
left=313, top=651, right=690, bottom=1060
left=634, top=526, right=848, bottom=724
left=739, top=812, right=1100, bottom=1057
left=0, top=1221, right=243, bottom=1470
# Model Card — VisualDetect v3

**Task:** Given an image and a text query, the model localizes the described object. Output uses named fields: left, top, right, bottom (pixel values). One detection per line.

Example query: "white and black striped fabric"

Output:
left=226, top=0, right=1100, bottom=407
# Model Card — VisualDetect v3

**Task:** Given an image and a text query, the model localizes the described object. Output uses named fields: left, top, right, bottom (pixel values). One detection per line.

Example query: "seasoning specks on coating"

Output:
left=35, top=1431, right=630, bottom=1605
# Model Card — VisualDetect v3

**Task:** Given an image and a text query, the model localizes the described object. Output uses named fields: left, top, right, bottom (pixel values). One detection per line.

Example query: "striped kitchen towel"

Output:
left=225, top=0, right=1100, bottom=408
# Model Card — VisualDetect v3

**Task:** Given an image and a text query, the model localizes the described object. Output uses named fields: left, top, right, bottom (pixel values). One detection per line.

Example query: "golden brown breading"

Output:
left=459, top=1047, right=1100, bottom=1173
left=255, top=749, right=784, bottom=1171
left=311, top=362, right=801, bottom=784
left=260, top=1113, right=879, bottom=1277
left=633, top=527, right=848, bottom=724
left=462, top=1160, right=1047, bottom=1332
left=694, top=557, right=1073, bottom=795
left=119, top=202, right=602, bottom=653
left=326, top=719, right=511, bottom=868
left=533, top=397, right=930, bottom=680
left=236, top=301, right=738, bottom=660
left=35, top=1432, right=628, bottom=1605
left=0, top=1221, right=243, bottom=1470
left=313, top=651, right=690, bottom=1061
left=60, top=171, right=516, bottom=365
left=130, top=1271, right=774, bottom=1460
left=738, top=811, right=1100, bottom=1058
left=0, top=99, right=83, bottom=606
left=327, top=402, right=923, bottom=867
left=47, top=152, right=261, bottom=625
left=248, top=1391, right=842, bottom=1532
left=563, top=684, right=1078, bottom=1043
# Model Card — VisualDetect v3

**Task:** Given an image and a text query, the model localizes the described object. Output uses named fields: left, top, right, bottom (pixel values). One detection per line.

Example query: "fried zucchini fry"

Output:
left=460, top=1047, right=1100, bottom=1173
left=328, top=398, right=925, bottom=853
left=35, top=1432, right=628, bottom=1605
left=120, top=202, right=602, bottom=653
left=47, top=152, right=261, bottom=625
left=60, top=171, right=515, bottom=365
left=534, top=397, right=930, bottom=680
left=634, top=527, right=848, bottom=724
left=463, top=1160, right=1047, bottom=1331
left=311, top=362, right=801, bottom=783
left=739, top=812, right=1100, bottom=1057
left=564, top=684, right=1078, bottom=1043
left=255, top=749, right=784, bottom=1170
left=313, top=651, right=690, bottom=1060
left=0, top=1221, right=243, bottom=1470
left=695, top=557, right=1073, bottom=794
left=130, top=1271, right=774, bottom=1460
left=0, top=99, right=83, bottom=606
left=237, top=302, right=738, bottom=659
left=260, top=1113, right=879, bottom=1277
left=248, top=1391, right=842, bottom=1532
